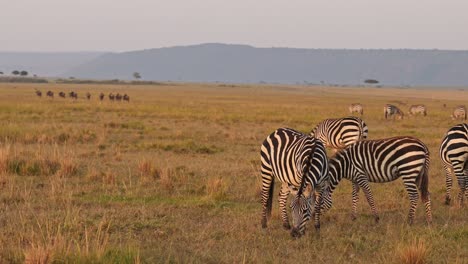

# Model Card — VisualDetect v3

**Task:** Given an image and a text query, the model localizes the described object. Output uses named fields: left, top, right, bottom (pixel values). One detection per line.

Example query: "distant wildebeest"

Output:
left=116, top=93, right=122, bottom=101
left=384, top=104, right=404, bottom=120
left=408, top=105, right=427, bottom=116
left=35, top=89, right=42, bottom=97
left=451, top=105, right=467, bottom=120
left=59, top=92, right=66, bottom=98
left=109, top=93, right=115, bottom=101
left=348, top=103, right=363, bottom=115
left=86, top=92, right=91, bottom=100
left=46, top=91, right=54, bottom=98
left=123, top=94, right=130, bottom=102
left=69, top=91, right=78, bottom=100
left=99, top=93, right=105, bottom=101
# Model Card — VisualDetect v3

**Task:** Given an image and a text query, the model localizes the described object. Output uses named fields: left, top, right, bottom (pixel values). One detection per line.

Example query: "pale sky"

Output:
left=1, top=0, right=467, bottom=52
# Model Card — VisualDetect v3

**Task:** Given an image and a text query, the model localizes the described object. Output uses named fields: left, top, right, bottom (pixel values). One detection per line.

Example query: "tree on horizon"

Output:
left=133, top=72, right=141, bottom=80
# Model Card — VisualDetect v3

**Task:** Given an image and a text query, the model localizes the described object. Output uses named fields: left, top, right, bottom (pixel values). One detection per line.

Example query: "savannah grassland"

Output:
left=0, top=82, right=467, bottom=264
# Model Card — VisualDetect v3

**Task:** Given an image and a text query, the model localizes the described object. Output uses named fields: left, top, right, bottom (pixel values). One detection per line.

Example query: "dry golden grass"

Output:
left=0, top=82, right=467, bottom=263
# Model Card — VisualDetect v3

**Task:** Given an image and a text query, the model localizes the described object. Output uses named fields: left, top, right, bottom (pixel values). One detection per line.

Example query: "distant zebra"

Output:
left=348, top=103, right=363, bottom=116
left=46, top=91, right=54, bottom=98
left=451, top=105, right=467, bottom=120
left=261, top=128, right=329, bottom=237
left=440, top=123, right=468, bottom=205
left=311, top=117, right=368, bottom=152
left=59, top=92, right=66, bottom=98
left=109, top=93, right=115, bottom=101
left=123, top=94, right=130, bottom=102
left=408, top=105, right=427, bottom=116
left=384, top=104, right=404, bottom=120
left=35, top=89, right=42, bottom=97
left=86, top=92, right=91, bottom=100
left=99, top=93, right=105, bottom=101
left=116, top=93, right=122, bottom=101
left=323, top=136, right=432, bottom=224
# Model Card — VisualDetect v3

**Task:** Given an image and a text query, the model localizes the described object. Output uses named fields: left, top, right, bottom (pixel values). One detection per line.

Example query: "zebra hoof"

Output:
left=407, top=218, right=414, bottom=225
left=351, top=215, right=357, bottom=221
left=445, top=197, right=451, bottom=205
left=283, top=223, right=291, bottom=230
left=375, top=216, right=380, bottom=223
left=261, top=219, right=267, bottom=228
left=314, top=223, right=320, bottom=231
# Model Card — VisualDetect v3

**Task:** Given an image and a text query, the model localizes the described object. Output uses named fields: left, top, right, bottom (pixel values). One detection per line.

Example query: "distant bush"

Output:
left=0, top=76, right=48, bottom=83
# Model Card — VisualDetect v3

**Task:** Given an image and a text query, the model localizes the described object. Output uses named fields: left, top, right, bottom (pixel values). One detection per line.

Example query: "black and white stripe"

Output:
left=440, top=123, right=468, bottom=205
left=384, top=104, right=404, bottom=119
left=451, top=105, right=467, bottom=120
left=408, top=105, right=427, bottom=116
left=311, top=117, right=368, bottom=152
left=323, top=136, right=432, bottom=224
left=349, top=103, right=364, bottom=116
left=260, top=128, right=329, bottom=237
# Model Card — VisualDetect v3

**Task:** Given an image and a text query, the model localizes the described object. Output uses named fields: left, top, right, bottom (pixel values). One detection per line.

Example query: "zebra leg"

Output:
left=351, top=182, right=360, bottom=221
left=314, top=189, right=323, bottom=231
left=279, top=183, right=291, bottom=229
left=402, top=177, right=419, bottom=225
left=358, top=180, right=379, bottom=223
left=453, top=165, right=466, bottom=206
left=261, top=169, right=274, bottom=228
left=443, top=164, right=453, bottom=205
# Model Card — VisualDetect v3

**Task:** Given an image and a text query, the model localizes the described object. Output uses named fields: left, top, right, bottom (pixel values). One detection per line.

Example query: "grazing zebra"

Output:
left=116, top=93, right=122, bottom=101
left=348, top=103, right=364, bottom=116
left=440, top=123, right=468, bottom=205
left=451, top=105, right=467, bottom=120
left=123, top=94, right=130, bottom=102
left=322, top=136, right=432, bottom=224
left=408, top=105, right=427, bottom=116
left=69, top=91, right=78, bottom=100
left=35, top=89, right=42, bottom=97
left=99, top=93, right=105, bottom=101
left=46, top=91, right=54, bottom=98
left=59, top=91, right=66, bottom=98
left=261, top=128, right=329, bottom=237
left=109, top=93, right=115, bottom=101
left=384, top=104, right=404, bottom=120
left=311, top=117, right=368, bottom=152
left=86, top=92, right=91, bottom=100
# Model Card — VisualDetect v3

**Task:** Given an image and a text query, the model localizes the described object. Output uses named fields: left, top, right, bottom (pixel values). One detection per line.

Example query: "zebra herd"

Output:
left=35, top=90, right=130, bottom=102
left=349, top=102, right=466, bottom=120
left=260, top=116, right=467, bottom=238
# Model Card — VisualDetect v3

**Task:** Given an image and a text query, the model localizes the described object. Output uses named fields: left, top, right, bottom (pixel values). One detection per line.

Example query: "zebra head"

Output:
left=290, top=184, right=313, bottom=238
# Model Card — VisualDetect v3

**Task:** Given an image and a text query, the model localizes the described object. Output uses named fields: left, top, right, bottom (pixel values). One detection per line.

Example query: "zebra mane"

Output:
left=296, top=143, right=316, bottom=197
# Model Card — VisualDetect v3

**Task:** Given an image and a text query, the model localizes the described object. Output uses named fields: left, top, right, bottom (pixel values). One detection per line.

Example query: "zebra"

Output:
left=408, top=105, right=427, bottom=116
left=123, top=94, right=130, bottom=102
left=59, top=92, right=66, bottom=98
left=35, top=89, right=42, bottom=97
left=99, top=93, right=105, bottom=101
left=109, top=93, right=115, bottom=101
left=46, top=91, right=54, bottom=98
left=116, top=93, right=123, bottom=101
left=384, top=104, right=404, bottom=120
left=69, top=91, right=78, bottom=100
left=322, top=136, right=432, bottom=225
left=451, top=105, right=467, bottom=120
left=440, top=123, right=468, bottom=205
left=261, top=128, right=329, bottom=237
left=310, top=117, right=368, bottom=152
left=348, top=103, right=364, bottom=116
left=86, top=92, right=91, bottom=100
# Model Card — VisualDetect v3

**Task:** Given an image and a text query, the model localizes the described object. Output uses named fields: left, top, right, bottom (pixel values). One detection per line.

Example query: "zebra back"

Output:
left=384, top=104, right=404, bottom=119
left=349, top=103, right=363, bottom=115
left=311, top=117, right=368, bottom=150
left=408, top=105, right=427, bottom=116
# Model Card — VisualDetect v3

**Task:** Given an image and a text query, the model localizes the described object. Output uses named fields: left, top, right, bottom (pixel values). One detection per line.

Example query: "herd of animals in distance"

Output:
left=261, top=102, right=467, bottom=238
left=34, top=89, right=130, bottom=102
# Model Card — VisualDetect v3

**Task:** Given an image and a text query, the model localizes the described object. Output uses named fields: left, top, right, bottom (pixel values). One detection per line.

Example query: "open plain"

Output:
left=0, top=82, right=467, bottom=263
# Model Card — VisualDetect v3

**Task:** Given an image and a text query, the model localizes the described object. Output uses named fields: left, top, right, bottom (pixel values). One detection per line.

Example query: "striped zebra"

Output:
left=311, top=117, right=368, bottom=152
left=384, top=104, right=404, bottom=120
left=440, top=123, right=468, bottom=205
left=451, top=105, right=467, bottom=120
left=261, top=128, right=329, bottom=237
left=349, top=103, right=364, bottom=116
left=322, top=136, right=432, bottom=224
left=408, top=105, right=427, bottom=116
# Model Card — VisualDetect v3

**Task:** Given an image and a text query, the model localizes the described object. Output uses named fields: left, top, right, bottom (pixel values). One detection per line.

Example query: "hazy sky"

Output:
left=1, top=0, right=467, bottom=52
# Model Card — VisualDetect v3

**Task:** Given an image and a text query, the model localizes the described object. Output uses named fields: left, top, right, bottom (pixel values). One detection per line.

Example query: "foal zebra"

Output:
left=440, top=123, right=468, bottom=205
left=311, top=117, right=368, bottom=152
left=408, top=105, right=427, bottom=116
left=323, top=136, right=432, bottom=224
left=384, top=104, right=404, bottom=120
left=261, top=128, right=329, bottom=237
left=348, top=103, right=364, bottom=116
left=451, top=105, right=467, bottom=120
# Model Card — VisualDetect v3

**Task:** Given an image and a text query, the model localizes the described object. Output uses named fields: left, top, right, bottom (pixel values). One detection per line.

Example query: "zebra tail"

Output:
left=266, top=177, right=274, bottom=218
left=417, top=155, right=430, bottom=201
